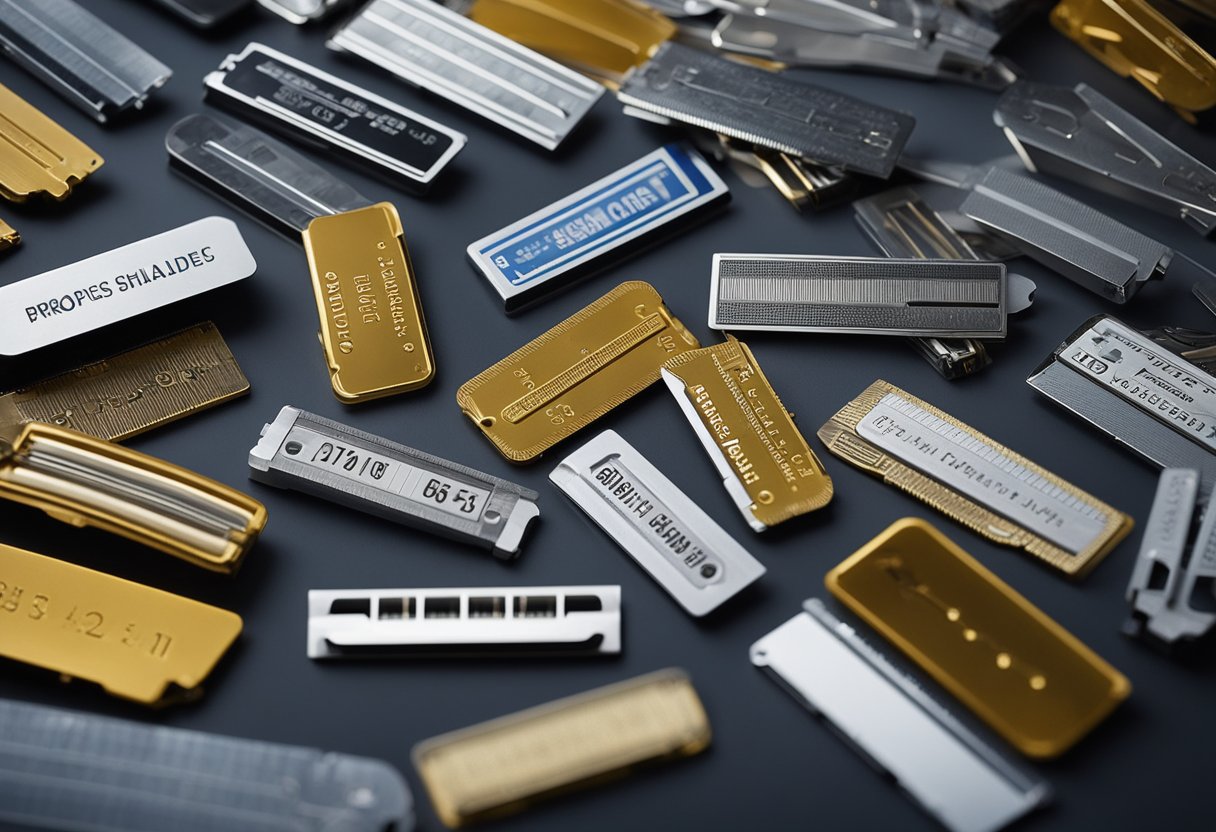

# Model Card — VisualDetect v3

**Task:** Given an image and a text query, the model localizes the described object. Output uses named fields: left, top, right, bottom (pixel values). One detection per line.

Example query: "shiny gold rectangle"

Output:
left=826, top=518, right=1131, bottom=758
left=468, top=0, right=674, bottom=83
left=0, top=422, right=266, bottom=573
left=1051, top=0, right=1216, bottom=122
left=0, top=216, right=17, bottom=251
left=817, top=380, right=1132, bottom=576
left=303, top=202, right=435, bottom=402
left=0, top=323, right=249, bottom=441
left=457, top=281, right=699, bottom=462
left=413, top=668, right=710, bottom=827
left=0, top=82, right=103, bottom=202
left=661, top=336, right=833, bottom=529
left=0, top=541, right=242, bottom=705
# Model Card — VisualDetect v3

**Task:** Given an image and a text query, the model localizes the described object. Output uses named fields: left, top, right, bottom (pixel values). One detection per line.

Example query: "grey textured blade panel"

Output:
left=710, top=254, right=1007, bottom=338
left=618, top=42, right=915, bottom=178
left=0, top=698, right=412, bottom=832
left=0, top=0, right=171, bottom=122
left=997, top=82, right=1216, bottom=237
left=327, top=0, right=603, bottom=150
left=167, top=113, right=373, bottom=238
left=961, top=167, right=1169, bottom=302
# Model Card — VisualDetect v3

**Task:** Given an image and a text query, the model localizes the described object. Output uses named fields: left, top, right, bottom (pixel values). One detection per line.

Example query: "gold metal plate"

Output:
left=457, top=281, right=699, bottom=463
left=817, top=380, right=1133, bottom=577
left=0, top=323, right=249, bottom=442
left=302, top=203, right=435, bottom=403
left=0, top=216, right=17, bottom=252
left=0, top=422, right=267, bottom=574
left=826, top=518, right=1131, bottom=758
left=0, top=82, right=103, bottom=202
left=468, top=0, right=675, bottom=84
left=413, top=668, right=710, bottom=827
left=0, top=541, right=242, bottom=705
left=1051, top=0, right=1216, bottom=122
left=662, top=336, right=833, bottom=529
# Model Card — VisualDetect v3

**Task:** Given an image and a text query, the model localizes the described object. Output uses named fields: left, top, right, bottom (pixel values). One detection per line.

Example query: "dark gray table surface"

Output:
left=1, top=2, right=1214, bottom=829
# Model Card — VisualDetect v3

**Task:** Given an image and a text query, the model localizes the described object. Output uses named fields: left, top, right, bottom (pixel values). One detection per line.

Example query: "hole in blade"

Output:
left=469, top=596, right=505, bottom=618
left=565, top=595, right=603, bottom=613
left=515, top=596, right=557, bottom=617
left=379, top=597, right=406, bottom=619
left=330, top=598, right=371, bottom=616
left=424, top=597, right=460, bottom=618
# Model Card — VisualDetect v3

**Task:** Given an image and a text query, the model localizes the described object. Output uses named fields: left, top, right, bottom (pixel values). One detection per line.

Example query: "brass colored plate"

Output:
left=826, top=518, right=1131, bottom=758
left=0, top=422, right=267, bottom=573
left=817, top=380, right=1132, bottom=577
left=303, top=203, right=435, bottom=403
left=0, top=82, right=103, bottom=202
left=662, top=336, right=833, bottom=529
left=0, top=216, right=17, bottom=251
left=413, top=668, right=710, bottom=827
left=0, top=322, right=249, bottom=441
left=468, top=0, right=674, bottom=83
left=0, top=541, right=242, bottom=705
left=457, top=281, right=699, bottom=462
left=1051, top=0, right=1216, bottom=122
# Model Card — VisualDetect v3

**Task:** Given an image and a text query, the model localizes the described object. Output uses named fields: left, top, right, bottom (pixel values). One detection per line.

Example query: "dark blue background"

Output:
left=1, top=2, right=1213, bottom=829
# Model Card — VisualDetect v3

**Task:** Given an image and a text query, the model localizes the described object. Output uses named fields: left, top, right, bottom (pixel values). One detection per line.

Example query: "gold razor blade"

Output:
left=827, top=518, right=1131, bottom=758
left=457, top=281, right=699, bottom=463
left=0, top=422, right=266, bottom=573
left=302, top=203, right=435, bottom=403
left=0, top=216, right=18, bottom=251
left=0, top=323, right=249, bottom=442
left=467, top=0, right=675, bottom=85
left=818, top=380, right=1132, bottom=577
left=413, top=667, right=710, bottom=827
left=1051, top=0, right=1215, bottom=122
left=0, top=82, right=103, bottom=202
left=0, top=540, right=242, bottom=705
left=661, top=337, right=833, bottom=531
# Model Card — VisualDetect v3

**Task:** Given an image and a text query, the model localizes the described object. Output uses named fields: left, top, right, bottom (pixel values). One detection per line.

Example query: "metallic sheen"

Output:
left=662, top=337, right=833, bottom=530
left=0, top=82, right=102, bottom=203
left=302, top=203, right=435, bottom=402
left=457, top=281, right=700, bottom=462
left=0, top=542, right=241, bottom=705
left=827, top=518, right=1132, bottom=757
left=413, top=668, right=711, bottom=827
left=818, top=380, right=1133, bottom=576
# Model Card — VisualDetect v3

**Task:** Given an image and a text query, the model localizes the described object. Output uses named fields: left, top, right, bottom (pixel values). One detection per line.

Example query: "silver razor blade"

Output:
left=167, top=113, right=374, bottom=238
left=618, top=42, right=915, bottom=178
left=550, top=430, right=765, bottom=617
left=308, top=585, right=621, bottom=658
left=1027, top=316, right=1216, bottom=492
left=997, top=82, right=1216, bottom=238
left=751, top=599, right=1050, bottom=832
left=249, top=406, right=540, bottom=560
left=0, top=0, right=171, bottom=123
left=709, top=0, right=1018, bottom=88
left=0, top=697, right=412, bottom=832
left=204, top=43, right=466, bottom=192
left=708, top=254, right=1011, bottom=339
left=959, top=165, right=1170, bottom=303
left=1125, top=469, right=1216, bottom=646
left=327, top=0, right=603, bottom=150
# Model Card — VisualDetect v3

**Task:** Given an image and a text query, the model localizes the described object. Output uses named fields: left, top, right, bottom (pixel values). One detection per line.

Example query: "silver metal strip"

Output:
left=751, top=599, right=1050, bottom=832
left=997, top=82, right=1216, bottom=237
left=618, top=41, right=915, bottom=178
left=327, top=0, right=603, bottom=150
left=708, top=254, right=1008, bottom=338
left=0, top=698, right=412, bottom=832
left=167, top=113, right=374, bottom=238
left=249, top=406, right=540, bottom=560
left=0, top=0, right=171, bottom=123
left=308, top=585, right=621, bottom=658
left=550, top=429, right=765, bottom=617
left=258, top=0, right=351, bottom=24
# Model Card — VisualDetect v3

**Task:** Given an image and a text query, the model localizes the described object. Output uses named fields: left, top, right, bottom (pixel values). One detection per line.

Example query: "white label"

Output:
left=1059, top=319, right=1216, bottom=453
left=285, top=427, right=489, bottom=521
left=857, top=393, right=1111, bottom=554
left=0, top=217, right=256, bottom=355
